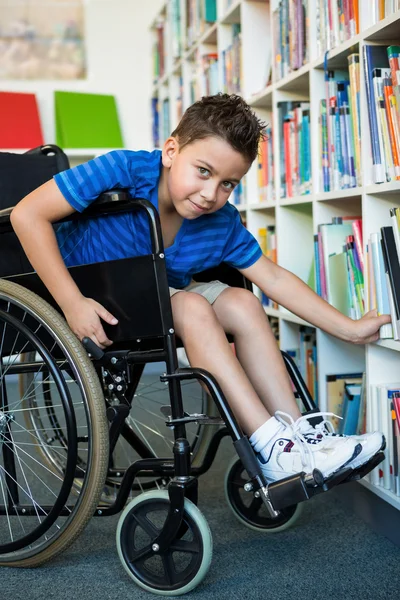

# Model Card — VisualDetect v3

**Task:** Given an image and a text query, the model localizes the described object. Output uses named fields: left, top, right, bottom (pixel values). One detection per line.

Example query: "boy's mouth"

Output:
left=188, top=199, right=208, bottom=213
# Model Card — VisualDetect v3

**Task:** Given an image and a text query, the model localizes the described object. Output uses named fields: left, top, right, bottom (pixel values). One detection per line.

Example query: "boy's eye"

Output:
left=222, top=181, right=234, bottom=190
left=198, top=167, right=210, bottom=176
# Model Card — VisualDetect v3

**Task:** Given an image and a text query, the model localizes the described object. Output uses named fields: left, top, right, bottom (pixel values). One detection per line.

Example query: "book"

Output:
left=363, top=45, right=390, bottom=183
left=326, top=372, right=363, bottom=431
left=0, top=91, right=44, bottom=149
left=54, top=91, right=124, bottom=149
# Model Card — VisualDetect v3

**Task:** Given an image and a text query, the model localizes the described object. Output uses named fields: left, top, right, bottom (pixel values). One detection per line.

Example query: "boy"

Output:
left=11, top=93, right=388, bottom=483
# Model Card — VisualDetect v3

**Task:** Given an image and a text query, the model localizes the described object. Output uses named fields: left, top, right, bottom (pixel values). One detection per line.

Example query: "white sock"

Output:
left=249, top=416, right=286, bottom=457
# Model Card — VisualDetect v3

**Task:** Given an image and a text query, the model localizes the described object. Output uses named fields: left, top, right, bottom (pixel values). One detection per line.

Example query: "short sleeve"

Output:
left=53, top=150, right=136, bottom=213
left=222, top=205, right=263, bottom=269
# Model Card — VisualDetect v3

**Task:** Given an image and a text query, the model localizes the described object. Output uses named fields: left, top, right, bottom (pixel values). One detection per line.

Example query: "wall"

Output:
left=0, top=0, right=164, bottom=150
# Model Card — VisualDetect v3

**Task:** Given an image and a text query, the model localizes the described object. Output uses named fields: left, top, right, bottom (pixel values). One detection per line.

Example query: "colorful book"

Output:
left=0, top=91, right=44, bottom=149
left=54, top=91, right=124, bottom=149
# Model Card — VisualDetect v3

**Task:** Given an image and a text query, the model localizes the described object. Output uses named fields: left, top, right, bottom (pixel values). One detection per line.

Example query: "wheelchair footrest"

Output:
left=337, top=451, right=385, bottom=484
left=267, top=466, right=354, bottom=511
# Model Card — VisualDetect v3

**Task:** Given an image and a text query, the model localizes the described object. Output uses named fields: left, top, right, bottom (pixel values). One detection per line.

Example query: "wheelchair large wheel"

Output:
left=224, top=457, right=303, bottom=532
left=0, top=279, right=109, bottom=566
left=116, top=490, right=212, bottom=596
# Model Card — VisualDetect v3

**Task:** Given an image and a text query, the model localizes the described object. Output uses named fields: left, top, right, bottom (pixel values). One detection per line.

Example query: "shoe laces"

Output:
left=274, top=411, right=342, bottom=472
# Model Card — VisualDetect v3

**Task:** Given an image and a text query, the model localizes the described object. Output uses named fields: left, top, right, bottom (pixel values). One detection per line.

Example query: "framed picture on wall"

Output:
left=0, top=0, right=86, bottom=79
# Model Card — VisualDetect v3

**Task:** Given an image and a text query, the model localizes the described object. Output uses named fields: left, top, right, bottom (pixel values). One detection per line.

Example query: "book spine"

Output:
left=363, top=46, right=386, bottom=183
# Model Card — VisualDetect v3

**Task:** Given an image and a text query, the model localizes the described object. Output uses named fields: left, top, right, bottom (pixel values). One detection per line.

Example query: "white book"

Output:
left=370, top=385, right=381, bottom=486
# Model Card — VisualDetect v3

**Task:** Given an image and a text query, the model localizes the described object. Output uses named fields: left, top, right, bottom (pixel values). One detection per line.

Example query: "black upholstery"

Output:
left=0, top=145, right=69, bottom=278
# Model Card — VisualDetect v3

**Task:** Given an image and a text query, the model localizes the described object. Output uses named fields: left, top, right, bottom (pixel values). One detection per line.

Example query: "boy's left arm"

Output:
left=240, top=255, right=391, bottom=345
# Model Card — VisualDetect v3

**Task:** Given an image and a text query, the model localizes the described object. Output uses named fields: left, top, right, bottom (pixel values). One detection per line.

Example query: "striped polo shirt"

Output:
left=54, top=149, right=262, bottom=288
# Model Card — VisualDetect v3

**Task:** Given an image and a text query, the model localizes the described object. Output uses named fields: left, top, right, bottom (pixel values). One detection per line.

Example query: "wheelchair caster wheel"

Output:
left=116, top=491, right=212, bottom=596
left=224, top=458, right=303, bottom=532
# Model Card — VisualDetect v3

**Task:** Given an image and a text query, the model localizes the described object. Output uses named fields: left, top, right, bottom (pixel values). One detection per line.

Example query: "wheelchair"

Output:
left=0, top=146, right=384, bottom=595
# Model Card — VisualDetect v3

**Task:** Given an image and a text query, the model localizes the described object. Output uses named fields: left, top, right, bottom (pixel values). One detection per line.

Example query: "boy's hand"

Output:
left=350, top=309, right=392, bottom=344
left=63, top=297, right=118, bottom=349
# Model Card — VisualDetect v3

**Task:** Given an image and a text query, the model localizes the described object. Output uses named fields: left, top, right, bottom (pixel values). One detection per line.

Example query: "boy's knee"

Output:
left=172, top=291, right=218, bottom=335
left=221, top=288, right=262, bottom=319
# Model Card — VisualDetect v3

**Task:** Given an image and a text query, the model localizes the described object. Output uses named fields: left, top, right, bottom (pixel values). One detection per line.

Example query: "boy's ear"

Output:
left=162, top=137, right=179, bottom=168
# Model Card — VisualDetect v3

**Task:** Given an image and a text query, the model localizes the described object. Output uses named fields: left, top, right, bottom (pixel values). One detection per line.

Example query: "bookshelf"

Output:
left=150, top=0, right=400, bottom=514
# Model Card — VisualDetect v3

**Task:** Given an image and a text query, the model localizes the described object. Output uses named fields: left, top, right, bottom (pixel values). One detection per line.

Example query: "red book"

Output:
left=0, top=91, right=44, bottom=149
left=283, top=118, right=292, bottom=198
left=352, top=219, right=364, bottom=274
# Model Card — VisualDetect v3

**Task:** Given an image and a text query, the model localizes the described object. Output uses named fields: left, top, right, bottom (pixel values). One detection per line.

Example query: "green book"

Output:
left=329, top=252, right=350, bottom=316
left=55, top=91, right=124, bottom=149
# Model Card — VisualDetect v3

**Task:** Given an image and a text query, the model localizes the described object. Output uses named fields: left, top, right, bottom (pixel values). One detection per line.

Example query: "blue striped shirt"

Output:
left=54, top=149, right=262, bottom=288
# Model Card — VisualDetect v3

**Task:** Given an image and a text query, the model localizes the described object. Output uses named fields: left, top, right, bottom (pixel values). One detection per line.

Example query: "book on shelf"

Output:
left=320, top=66, right=361, bottom=192
left=187, top=0, right=217, bottom=47
left=278, top=101, right=311, bottom=198
left=326, top=372, right=363, bottom=432
left=316, top=0, right=359, bottom=56
left=363, top=45, right=400, bottom=184
left=258, top=127, right=274, bottom=203
left=273, top=0, right=309, bottom=82
left=54, top=91, right=124, bottom=149
left=0, top=91, right=44, bottom=149
left=222, top=24, right=242, bottom=95
left=315, top=217, right=364, bottom=318
left=151, top=96, right=160, bottom=148
left=286, top=326, right=318, bottom=403
left=368, top=384, right=400, bottom=496
left=259, top=225, right=278, bottom=309
left=369, top=0, right=400, bottom=26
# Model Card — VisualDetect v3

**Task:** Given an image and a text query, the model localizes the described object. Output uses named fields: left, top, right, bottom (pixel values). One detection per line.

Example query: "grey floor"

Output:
left=3, top=433, right=400, bottom=600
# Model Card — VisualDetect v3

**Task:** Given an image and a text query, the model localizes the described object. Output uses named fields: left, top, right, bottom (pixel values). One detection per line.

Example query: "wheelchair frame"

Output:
left=0, top=154, right=385, bottom=594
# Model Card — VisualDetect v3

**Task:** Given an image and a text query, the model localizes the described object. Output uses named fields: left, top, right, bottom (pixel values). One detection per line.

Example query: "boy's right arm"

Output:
left=10, top=179, right=118, bottom=348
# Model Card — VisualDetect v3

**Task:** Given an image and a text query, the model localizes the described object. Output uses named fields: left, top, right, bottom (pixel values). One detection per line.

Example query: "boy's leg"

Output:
left=212, top=287, right=302, bottom=420
left=171, top=290, right=272, bottom=435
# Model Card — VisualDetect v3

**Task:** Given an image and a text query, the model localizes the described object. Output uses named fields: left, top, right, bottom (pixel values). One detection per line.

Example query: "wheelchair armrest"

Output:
left=0, top=190, right=164, bottom=255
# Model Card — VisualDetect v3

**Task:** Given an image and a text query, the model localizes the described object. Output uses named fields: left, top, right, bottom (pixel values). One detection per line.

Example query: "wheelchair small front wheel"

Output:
left=116, top=490, right=212, bottom=596
left=224, top=457, right=303, bottom=532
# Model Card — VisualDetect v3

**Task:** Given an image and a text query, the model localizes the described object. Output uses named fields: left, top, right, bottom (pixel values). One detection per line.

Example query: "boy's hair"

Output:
left=171, top=93, right=266, bottom=164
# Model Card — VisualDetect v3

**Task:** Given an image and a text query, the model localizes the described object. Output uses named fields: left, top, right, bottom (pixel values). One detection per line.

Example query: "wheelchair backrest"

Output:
left=0, top=146, right=69, bottom=278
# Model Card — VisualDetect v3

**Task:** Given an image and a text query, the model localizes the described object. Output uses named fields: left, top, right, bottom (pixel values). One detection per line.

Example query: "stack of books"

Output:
left=186, top=0, right=217, bottom=48
left=319, top=59, right=361, bottom=192
left=258, top=127, right=275, bottom=203
left=314, top=217, right=364, bottom=319
left=364, top=45, right=400, bottom=184
left=369, top=0, right=400, bottom=26
left=222, top=24, right=242, bottom=94
left=278, top=102, right=311, bottom=199
left=316, top=0, right=359, bottom=56
left=273, top=0, right=309, bottom=81
left=368, top=383, right=400, bottom=496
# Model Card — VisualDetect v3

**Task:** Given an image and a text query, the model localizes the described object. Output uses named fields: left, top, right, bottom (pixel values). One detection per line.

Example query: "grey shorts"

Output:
left=169, top=280, right=229, bottom=304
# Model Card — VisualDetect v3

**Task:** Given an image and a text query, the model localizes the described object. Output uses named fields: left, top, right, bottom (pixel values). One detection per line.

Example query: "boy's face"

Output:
left=161, top=136, right=250, bottom=219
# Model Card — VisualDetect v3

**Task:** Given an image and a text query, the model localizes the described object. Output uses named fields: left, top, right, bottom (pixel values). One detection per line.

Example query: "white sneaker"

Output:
left=301, top=415, right=385, bottom=470
left=257, top=411, right=362, bottom=482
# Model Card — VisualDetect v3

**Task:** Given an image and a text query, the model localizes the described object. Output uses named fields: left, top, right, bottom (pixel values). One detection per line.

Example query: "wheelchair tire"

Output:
left=0, top=279, right=109, bottom=566
left=224, top=457, right=303, bottom=532
left=116, top=490, right=212, bottom=596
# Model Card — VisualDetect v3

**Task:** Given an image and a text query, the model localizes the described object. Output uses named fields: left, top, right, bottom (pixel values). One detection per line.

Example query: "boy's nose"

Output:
left=200, top=185, right=217, bottom=203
